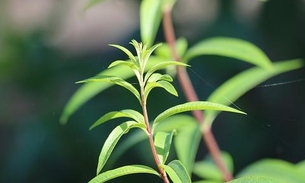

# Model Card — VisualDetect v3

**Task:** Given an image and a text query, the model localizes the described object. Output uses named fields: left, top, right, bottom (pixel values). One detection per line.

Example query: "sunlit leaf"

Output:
left=76, top=75, right=140, bottom=102
left=193, top=181, right=222, bottom=183
left=236, top=159, right=305, bottom=183
left=109, top=44, right=137, bottom=64
left=145, top=81, right=178, bottom=101
left=153, top=101, right=246, bottom=128
left=204, top=59, right=303, bottom=127
left=227, top=176, right=283, bottom=183
left=89, top=165, right=159, bottom=183
left=144, top=61, right=189, bottom=82
left=193, top=152, right=234, bottom=181
left=154, top=131, right=175, bottom=164
left=160, top=160, right=191, bottom=183
left=154, top=114, right=196, bottom=132
left=140, top=0, right=163, bottom=47
left=183, top=37, right=273, bottom=70
left=90, top=109, right=144, bottom=130
left=147, top=73, right=173, bottom=83
left=108, top=60, right=139, bottom=70
left=296, top=160, right=305, bottom=173
left=83, top=0, right=105, bottom=11
left=60, top=56, right=162, bottom=124
left=96, top=121, right=146, bottom=175
left=174, top=123, right=201, bottom=173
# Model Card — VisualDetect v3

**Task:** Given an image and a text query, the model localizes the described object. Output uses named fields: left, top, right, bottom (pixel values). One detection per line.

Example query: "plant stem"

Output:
left=140, top=81, right=170, bottom=183
left=162, top=4, right=233, bottom=181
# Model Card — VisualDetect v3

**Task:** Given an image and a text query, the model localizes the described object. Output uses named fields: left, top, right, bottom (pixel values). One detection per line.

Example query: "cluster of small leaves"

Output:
left=77, top=40, right=246, bottom=183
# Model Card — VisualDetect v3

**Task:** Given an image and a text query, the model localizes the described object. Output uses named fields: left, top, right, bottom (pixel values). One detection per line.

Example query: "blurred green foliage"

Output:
left=1, top=0, right=305, bottom=183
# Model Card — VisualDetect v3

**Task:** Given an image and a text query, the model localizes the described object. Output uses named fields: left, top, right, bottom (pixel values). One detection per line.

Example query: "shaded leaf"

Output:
left=237, top=159, right=305, bottom=183
left=96, top=121, right=146, bottom=174
left=154, top=131, right=175, bottom=164
left=90, top=109, right=144, bottom=130
left=140, top=0, right=163, bottom=47
left=89, top=165, right=159, bottom=183
left=193, top=181, right=222, bottom=183
left=227, top=176, right=284, bottom=183
left=204, top=59, right=303, bottom=127
left=161, top=160, right=191, bottom=183
left=77, top=75, right=140, bottom=102
left=174, top=123, right=201, bottom=173
left=183, top=37, right=273, bottom=70
left=153, top=101, right=246, bottom=128
left=154, top=114, right=197, bottom=132
left=155, top=37, right=188, bottom=59
left=147, top=73, right=173, bottom=83
left=193, top=152, right=234, bottom=181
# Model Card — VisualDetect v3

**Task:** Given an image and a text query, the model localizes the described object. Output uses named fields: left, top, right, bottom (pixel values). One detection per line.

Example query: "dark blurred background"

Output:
left=1, top=0, right=305, bottom=182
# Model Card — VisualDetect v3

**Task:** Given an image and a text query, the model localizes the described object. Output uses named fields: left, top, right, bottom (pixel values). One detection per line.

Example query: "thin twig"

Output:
left=161, top=3, right=233, bottom=181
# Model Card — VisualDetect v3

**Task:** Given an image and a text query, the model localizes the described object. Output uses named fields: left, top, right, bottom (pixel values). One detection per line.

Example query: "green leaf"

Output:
left=154, top=131, right=175, bottom=164
left=153, top=101, right=246, bottom=128
left=155, top=37, right=188, bottom=59
left=96, top=121, right=146, bottom=175
left=145, top=81, right=178, bottom=101
left=174, top=123, right=201, bottom=173
left=83, top=0, right=105, bottom=11
left=147, top=73, right=173, bottom=83
left=237, top=159, right=305, bottom=183
left=193, top=181, right=222, bottom=183
left=160, top=160, right=191, bottom=183
left=76, top=75, right=140, bottom=103
left=183, top=37, right=273, bottom=70
left=154, top=114, right=197, bottom=132
left=108, top=60, right=139, bottom=70
left=90, top=109, right=144, bottom=130
left=109, top=44, right=137, bottom=64
left=89, top=165, right=159, bottom=183
left=296, top=160, right=305, bottom=173
left=140, top=0, right=163, bottom=47
left=204, top=59, right=303, bottom=127
left=227, top=176, right=284, bottom=183
left=107, top=131, right=148, bottom=166
left=60, top=56, right=162, bottom=124
left=193, top=152, right=234, bottom=181
left=144, top=61, right=189, bottom=83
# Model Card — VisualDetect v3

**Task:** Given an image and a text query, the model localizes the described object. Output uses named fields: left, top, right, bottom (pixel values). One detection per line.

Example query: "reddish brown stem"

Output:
left=162, top=4, right=233, bottom=181
left=141, top=85, right=170, bottom=183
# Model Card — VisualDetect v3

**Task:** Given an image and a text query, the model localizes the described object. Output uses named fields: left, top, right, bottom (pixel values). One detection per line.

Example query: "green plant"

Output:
left=61, top=0, right=304, bottom=182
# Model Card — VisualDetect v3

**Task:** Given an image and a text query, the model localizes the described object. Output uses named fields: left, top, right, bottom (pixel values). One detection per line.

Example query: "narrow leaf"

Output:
left=227, top=176, right=284, bottom=183
left=154, top=131, right=175, bottom=164
left=76, top=75, right=140, bottom=103
left=96, top=121, right=146, bottom=174
left=153, top=101, right=246, bottom=127
left=174, top=123, right=201, bottom=173
left=90, top=109, right=144, bottom=130
left=60, top=56, right=162, bottom=124
left=237, top=159, right=305, bottom=183
left=109, top=44, right=136, bottom=63
left=89, top=165, right=159, bottom=183
left=140, top=0, right=163, bottom=47
left=108, top=60, right=139, bottom=70
left=204, top=59, right=303, bottom=126
left=161, top=160, right=191, bottom=183
left=193, top=152, right=234, bottom=181
left=183, top=37, right=273, bottom=70
left=144, top=61, right=189, bottom=82
left=145, top=81, right=178, bottom=101
left=147, top=73, right=173, bottom=83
